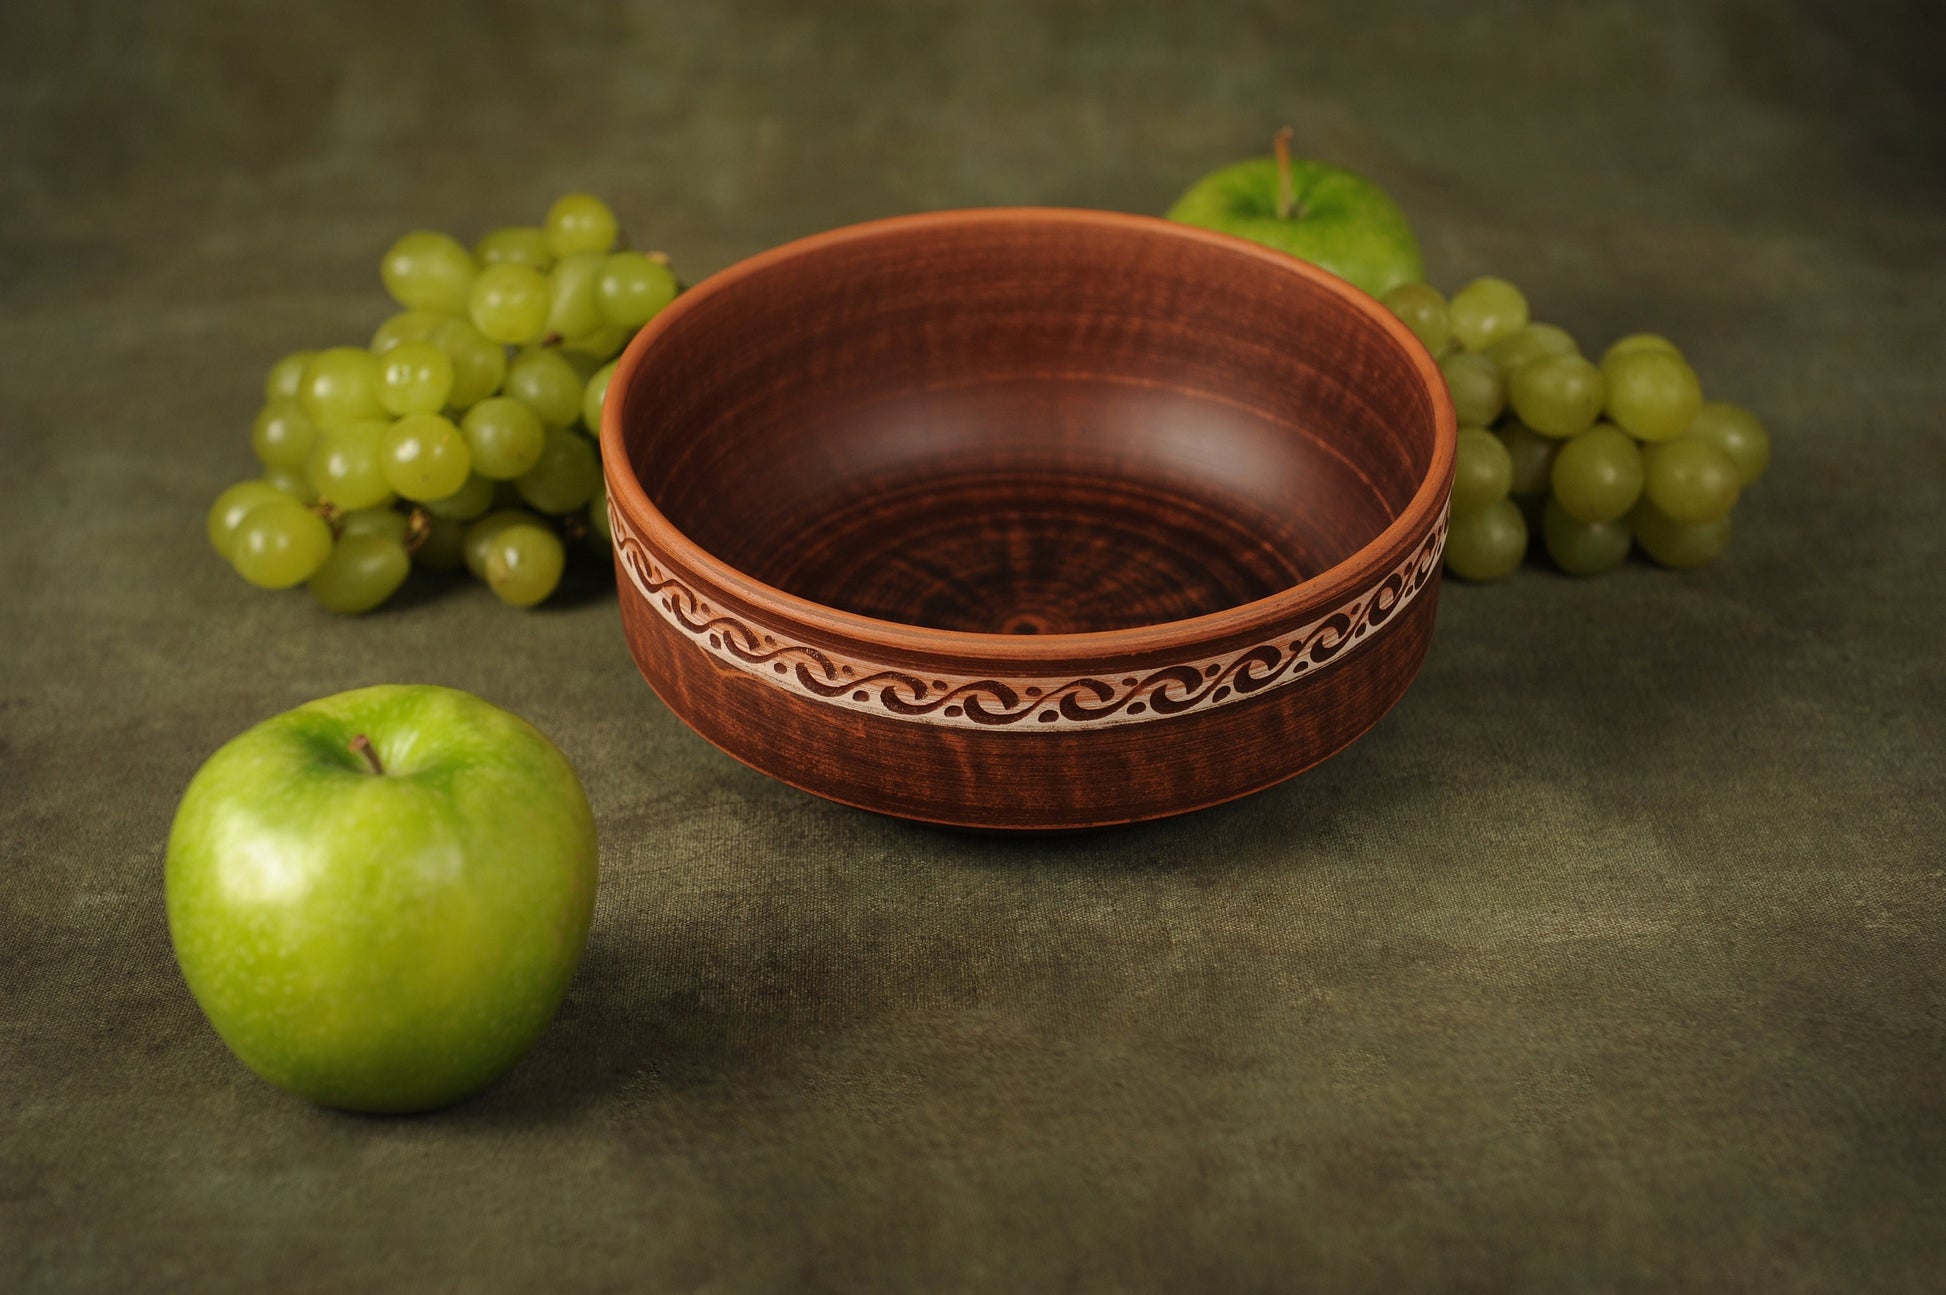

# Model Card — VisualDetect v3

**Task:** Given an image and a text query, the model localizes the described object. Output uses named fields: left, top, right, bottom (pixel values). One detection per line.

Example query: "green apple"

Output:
left=166, top=684, right=598, bottom=1113
left=1167, top=130, right=1424, bottom=299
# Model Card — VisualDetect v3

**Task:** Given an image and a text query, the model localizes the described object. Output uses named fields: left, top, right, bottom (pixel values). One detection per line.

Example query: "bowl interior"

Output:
left=615, top=213, right=1438, bottom=636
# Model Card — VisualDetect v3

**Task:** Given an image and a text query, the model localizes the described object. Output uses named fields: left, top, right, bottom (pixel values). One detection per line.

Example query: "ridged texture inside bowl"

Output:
left=617, top=216, right=1434, bottom=636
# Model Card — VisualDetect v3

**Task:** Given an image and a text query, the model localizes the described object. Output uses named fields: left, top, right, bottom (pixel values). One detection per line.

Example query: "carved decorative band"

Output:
left=611, top=504, right=1447, bottom=731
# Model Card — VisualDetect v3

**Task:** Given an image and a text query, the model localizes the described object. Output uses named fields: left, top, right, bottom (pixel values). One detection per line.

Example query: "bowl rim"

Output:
left=600, top=206, right=1456, bottom=663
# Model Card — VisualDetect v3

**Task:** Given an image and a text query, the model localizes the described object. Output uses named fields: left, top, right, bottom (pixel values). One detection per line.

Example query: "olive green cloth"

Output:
left=3, top=1, right=1941, bottom=1290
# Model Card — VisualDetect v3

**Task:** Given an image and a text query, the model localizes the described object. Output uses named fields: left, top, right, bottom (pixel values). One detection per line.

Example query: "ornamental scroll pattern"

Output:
left=611, top=504, right=1447, bottom=731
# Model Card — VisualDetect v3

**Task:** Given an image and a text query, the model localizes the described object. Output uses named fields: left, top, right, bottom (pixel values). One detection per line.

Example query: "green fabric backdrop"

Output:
left=3, top=1, right=1941, bottom=1289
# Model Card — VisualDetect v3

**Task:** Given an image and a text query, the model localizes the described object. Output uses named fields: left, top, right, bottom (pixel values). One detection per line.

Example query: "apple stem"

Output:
left=349, top=734, right=385, bottom=776
left=1274, top=126, right=1296, bottom=222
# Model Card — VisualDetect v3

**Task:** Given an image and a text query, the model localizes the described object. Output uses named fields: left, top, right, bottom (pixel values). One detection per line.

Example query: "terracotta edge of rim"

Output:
left=599, top=206, right=1458, bottom=676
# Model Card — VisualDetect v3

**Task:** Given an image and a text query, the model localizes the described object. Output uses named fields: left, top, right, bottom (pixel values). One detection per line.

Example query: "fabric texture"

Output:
left=2, top=1, right=1941, bottom=1289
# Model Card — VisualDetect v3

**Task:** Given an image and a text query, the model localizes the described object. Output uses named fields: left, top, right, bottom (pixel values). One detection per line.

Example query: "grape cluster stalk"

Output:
left=207, top=193, right=677, bottom=612
left=1381, top=278, right=1770, bottom=581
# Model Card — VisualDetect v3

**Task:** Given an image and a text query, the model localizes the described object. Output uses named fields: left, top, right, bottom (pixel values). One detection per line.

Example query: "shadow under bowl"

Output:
left=601, top=208, right=1454, bottom=830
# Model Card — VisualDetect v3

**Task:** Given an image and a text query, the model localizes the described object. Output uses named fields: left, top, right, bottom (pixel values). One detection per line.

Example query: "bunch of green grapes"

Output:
left=1383, top=278, right=1770, bottom=582
left=206, top=193, right=674, bottom=612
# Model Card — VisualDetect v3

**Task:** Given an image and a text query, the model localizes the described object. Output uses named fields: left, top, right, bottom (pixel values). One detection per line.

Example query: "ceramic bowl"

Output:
left=601, top=208, right=1454, bottom=830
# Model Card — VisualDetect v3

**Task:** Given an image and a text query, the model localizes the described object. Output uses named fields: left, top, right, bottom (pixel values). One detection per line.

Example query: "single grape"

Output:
left=595, top=252, right=678, bottom=330
left=504, top=347, right=584, bottom=427
left=1602, top=349, right=1701, bottom=442
left=428, top=315, right=507, bottom=409
left=582, top=360, right=617, bottom=432
left=1642, top=435, right=1740, bottom=524
left=464, top=509, right=544, bottom=580
left=461, top=397, right=547, bottom=480
left=1542, top=496, right=1632, bottom=577
left=297, top=347, right=386, bottom=429
left=1687, top=400, right=1770, bottom=484
left=1550, top=423, right=1644, bottom=523
left=337, top=506, right=410, bottom=545
left=564, top=325, right=630, bottom=363
left=308, top=533, right=411, bottom=614
left=1439, top=352, right=1506, bottom=426
left=370, top=309, right=452, bottom=354
left=377, top=339, right=455, bottom=416
left=422, top=472, right=496, bottom=522
left=515, top=428, right=600, bottom=515
left=468, top=264, right=551, bottom=346
left=1631, top=499, right=1732, bottom=569
left=381, top=413, right=472, bottom=503
left=381, top=231, right=477, bottom=317
left=1508, top=354, right=1605, bottom=438
left=230, top=498, right=334, bottom=590
left=1443, top=499, right=1527, bottom=582
left=1379, top=282, right=1450, bottom=355
left=207, top=480, right=292, bottom=559
left=307, top=418, right=395, bottom=511
left=250, top=399, right=320, bottom=473
left=262, top=466, right=318, bottom=503
left=414, top=514, right=469, bottom=571
left=1497, top=422, right=1560, bottom=496
left=264, top=350, right=315, bottom=403
left=1452, top=426, right=1513, bottom=511
left=1448, top=277, right=1529, bottom=353
left=1485, top=323, right=1578, bottom=377
left=483, top=523, right=567, bottom=607
left=1601, top=333, right=1681, bottom=366
left=544, top=251, right=607, bottom=341
left=474, top=226, right=554, bottom=273
left=544, top=193, right=618, bottom=257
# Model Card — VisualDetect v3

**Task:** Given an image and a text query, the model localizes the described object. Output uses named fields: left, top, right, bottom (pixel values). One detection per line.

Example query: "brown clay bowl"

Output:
left=600, top=208, right=1454, bottom=831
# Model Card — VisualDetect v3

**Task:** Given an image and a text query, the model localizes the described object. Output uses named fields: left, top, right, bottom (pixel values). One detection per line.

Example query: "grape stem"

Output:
left=348, top=734, right=385, bottom=776
left=403, top=507, right=432, bottom=555
left=644, top=248, right=681, bottom=289
left=1274, top=126, right=1296, bottom=222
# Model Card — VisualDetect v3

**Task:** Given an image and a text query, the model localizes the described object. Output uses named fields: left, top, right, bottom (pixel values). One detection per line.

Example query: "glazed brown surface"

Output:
left=604, top=208, right=1454, bottom=827
left=618, top=554, right=1441, bottom=828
